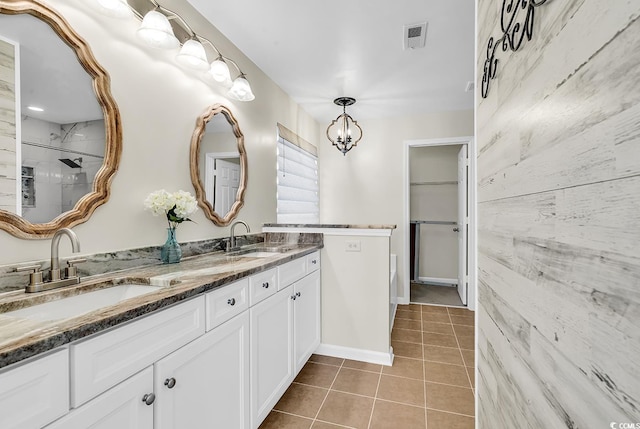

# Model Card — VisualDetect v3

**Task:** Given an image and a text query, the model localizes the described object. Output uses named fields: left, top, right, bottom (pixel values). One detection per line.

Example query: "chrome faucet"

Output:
left=18, top=228, right=86, bottom=293
left=227, top=220, right=250, bottom=252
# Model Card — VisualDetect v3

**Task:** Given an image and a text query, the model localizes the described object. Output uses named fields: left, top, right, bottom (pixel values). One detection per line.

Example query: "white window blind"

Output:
left=277, top=127, right=319, bottom=224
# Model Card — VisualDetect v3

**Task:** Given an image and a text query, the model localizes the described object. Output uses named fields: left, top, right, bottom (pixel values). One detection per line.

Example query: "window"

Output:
left=276, top=124, right=319, bottom=223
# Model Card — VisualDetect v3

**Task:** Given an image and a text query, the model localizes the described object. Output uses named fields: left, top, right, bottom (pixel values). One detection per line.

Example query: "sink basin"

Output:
left=237, top=251, right=280, bottom=258
left=4, top=284, right=162, bottom=322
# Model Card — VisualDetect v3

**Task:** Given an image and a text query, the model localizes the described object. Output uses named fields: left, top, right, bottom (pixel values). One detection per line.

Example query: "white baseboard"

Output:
left=315, top=343, right=394, bottom=366
left=417, top=276, right=457, bottom=286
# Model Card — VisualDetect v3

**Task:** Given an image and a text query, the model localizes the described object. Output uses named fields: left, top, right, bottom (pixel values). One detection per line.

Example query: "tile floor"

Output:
left=410, top=283, right=464, bottom=307
left=259, top=304, right=475, bottom=429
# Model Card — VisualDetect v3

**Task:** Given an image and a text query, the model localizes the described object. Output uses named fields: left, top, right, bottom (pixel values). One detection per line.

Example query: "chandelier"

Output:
left=326, top=97, right=363, bottom=155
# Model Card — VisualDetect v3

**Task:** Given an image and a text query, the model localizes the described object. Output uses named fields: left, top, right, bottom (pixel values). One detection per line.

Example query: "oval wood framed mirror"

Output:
left=190, top=104, right=247, bottom=226
left=0, top=0, right=122, bottom=239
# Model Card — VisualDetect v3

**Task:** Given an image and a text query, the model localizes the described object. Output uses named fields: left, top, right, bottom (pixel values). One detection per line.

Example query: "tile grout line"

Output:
left=447, top=307, right=475, bottom=392
left=311, top=358, right=344, bottom=427
left=422, top=306, right=428, bottom=429
left=366, top=358, right=384, bottom=429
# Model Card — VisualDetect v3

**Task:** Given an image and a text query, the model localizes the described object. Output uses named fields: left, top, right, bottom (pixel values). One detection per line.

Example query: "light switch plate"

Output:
left=345, top=240, right=361, bottom=252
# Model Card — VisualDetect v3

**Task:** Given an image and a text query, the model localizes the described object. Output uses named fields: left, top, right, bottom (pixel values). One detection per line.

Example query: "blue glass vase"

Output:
left=161, top=227, right=182, bottom=264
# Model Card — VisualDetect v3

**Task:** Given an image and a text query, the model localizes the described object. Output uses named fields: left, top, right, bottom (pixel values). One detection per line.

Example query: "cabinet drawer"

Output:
left=306, top=251, right=320, bottom=273
left=71, top=296, right=205, bottom=407
left=249, top=268, right=278, bottom=306
left=206, top=278, right=249, bottom=330
left=278, top=257, right=306, bottom=290
left=0, top=349, right=69, bottom=429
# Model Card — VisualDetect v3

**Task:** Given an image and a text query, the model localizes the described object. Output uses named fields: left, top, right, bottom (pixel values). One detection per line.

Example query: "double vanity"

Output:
left=0, top=240, right=322, bottom=429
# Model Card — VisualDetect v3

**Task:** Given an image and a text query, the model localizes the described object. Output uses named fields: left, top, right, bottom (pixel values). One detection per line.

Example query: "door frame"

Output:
left=402, top=136, right=477, bottom=310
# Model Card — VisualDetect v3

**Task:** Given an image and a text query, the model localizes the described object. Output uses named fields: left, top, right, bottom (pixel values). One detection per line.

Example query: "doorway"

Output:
left=403, top=137, right=476, bottom=310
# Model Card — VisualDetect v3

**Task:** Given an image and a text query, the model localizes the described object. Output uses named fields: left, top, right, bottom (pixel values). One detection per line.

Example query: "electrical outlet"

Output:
left=345, top=240, right=361, bottom=252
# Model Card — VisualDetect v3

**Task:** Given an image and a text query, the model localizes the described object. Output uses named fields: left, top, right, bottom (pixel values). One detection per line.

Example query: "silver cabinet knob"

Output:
left=311, top=259, right=317, bottom=264
left=227, top=298, right=236, bottom=306
left=142, top=393, right=155, bottom=405
left=296, top=292, right=301, bottom=297
left=262, top=282, right=269, bottom=288
left=291, top=295, right=297, bottom=300
left=164, top=377, right=176, bottom=389
left=453, top=227, right=460, bottom=232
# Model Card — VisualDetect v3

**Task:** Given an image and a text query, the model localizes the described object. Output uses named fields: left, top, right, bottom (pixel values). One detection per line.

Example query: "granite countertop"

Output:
left=263, top=223, right=397, bottom=229
left=0, top=243, right=321, bottom=369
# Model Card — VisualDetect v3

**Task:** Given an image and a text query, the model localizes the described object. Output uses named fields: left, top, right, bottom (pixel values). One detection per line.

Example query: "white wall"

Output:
left=409, top=145, right=459, bottom=279
left=320, top=234, right=391, bottom=355
left=319, top=110, right=474, bottom=300
left=0, top=0, right=319, bottom=265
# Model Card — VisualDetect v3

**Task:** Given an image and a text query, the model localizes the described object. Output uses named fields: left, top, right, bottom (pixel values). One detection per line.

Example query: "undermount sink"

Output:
left=4, top=283, right=162, bottom=322
left=236, top=251, right=280, bottom=258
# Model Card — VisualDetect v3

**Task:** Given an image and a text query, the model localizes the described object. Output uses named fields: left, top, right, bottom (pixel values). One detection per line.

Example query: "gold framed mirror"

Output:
left=0, top=0, right=122, bottom=239
left=190, top=104, right=247, bottom=226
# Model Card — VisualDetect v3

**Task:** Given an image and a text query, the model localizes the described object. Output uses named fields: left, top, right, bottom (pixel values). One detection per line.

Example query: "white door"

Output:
left=214, top=158, right=241, bottom=215
left=154, top=312, right=250, bottom=429
left=293, top=271, right=321, bottom=374
left=250, top=286, right=295, bottom=428
left=47, top=367, right=153, bottom=429
left=457, top=145, right=468, bottom=305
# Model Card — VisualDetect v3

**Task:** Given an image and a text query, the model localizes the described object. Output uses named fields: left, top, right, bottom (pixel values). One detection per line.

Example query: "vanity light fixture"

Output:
left=91, top=0, right=255, bottom=101
left=207, top=55, right=232, bottom=84
left=175, top=38, right=210, bottom=71
left=227, top=73, right=255, bottom=101
left=91, top=0, right=133, bottom=19
left=326, top=97, right=363, bottom=156
left=136, top=9, right=179, bottom=49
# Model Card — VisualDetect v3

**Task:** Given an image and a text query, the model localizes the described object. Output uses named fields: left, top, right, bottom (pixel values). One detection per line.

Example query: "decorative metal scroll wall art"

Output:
left=481, top=0, right=551, bottom=98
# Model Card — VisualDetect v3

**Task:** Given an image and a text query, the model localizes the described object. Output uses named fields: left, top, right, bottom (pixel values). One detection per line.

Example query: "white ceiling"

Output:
left=186, top=0, right=475, bottom=124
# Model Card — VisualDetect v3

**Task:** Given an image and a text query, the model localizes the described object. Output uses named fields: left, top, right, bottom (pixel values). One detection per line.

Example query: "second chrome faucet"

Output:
left=227, top=220, right=250, bottom=252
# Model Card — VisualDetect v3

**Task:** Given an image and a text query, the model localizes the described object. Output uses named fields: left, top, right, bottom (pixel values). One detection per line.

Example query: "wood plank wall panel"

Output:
left=0, top=39, right=16, bottom=213
left=477, top=0, right=640, bottom=427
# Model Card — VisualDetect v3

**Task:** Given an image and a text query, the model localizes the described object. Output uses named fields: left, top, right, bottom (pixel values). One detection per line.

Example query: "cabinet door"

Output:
left=250, top=286, right=294, bottom=428
left=294, top=270, right=321, bottom=374
left=0, top=349, right=68, bottom=429
left=155, top=312, right=250, bottom=429
left=46, top=367, right=153, bottom=429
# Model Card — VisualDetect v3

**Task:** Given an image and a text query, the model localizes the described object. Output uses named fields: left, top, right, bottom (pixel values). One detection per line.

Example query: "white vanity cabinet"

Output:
left=250, top=286, right=295, bottom=427
left=155, top=310, right=250, bottom=429
left=46, top=367, right=154, bottom=429
left=293, top=270, right=321, bottom=373
left=251, top=251, right=321, bottom=428
left=2, top=249, right=321, bottom=429
left=0, top=349, right=69, bottom=429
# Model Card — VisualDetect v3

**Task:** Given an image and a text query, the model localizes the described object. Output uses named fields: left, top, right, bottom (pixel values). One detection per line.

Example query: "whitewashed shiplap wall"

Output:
left=0, top=38, right=16, bottom=214
left=477, top=0, right=640, bottom=427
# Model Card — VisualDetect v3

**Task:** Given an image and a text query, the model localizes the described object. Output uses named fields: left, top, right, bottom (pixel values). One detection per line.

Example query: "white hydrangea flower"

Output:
left=144, top=189, right=198, bottom=228
left=172, top=190, right=198, bottom=219
left=143, top=189, right=173, bottom=216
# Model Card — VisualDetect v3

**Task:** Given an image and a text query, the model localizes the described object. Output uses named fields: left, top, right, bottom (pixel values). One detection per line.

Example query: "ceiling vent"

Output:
left=403, top=22, right=427, bottom=50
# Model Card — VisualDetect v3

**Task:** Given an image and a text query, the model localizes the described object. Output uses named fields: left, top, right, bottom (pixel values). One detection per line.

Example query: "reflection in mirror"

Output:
left=0, top=1, right=121, bottom=238
left=190, top=105, right=246, bottom=226
left=1, top=14, right=104, bottom=223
